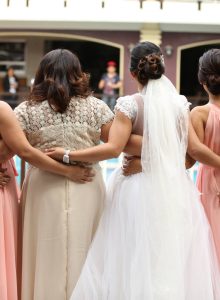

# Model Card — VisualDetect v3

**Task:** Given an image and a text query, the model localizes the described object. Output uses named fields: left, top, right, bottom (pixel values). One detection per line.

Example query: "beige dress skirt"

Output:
left=20, top=165, right=105, bottom=300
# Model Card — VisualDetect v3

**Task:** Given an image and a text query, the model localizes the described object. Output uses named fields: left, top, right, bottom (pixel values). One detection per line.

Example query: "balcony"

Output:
left=0, top=0, right=219, bottom=32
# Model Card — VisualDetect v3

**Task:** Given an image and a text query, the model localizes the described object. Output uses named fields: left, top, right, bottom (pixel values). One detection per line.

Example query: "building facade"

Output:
left=0, top=0, right=220, bottom=106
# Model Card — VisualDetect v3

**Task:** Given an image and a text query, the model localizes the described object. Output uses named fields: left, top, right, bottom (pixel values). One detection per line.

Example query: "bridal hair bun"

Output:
left=129, top=41, right=165, bottom=85
left=198, top=49, right=220, bottom=95
left=137, top=53, right=164, bottom=84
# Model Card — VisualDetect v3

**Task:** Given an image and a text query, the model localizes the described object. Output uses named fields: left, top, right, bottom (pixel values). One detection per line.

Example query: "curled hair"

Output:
left=130, top=42, right=165, bottom=85
left=137, top=53, right=164, bottom=85
left=198, top=49, right=220, bottom=96
left=29, top=49, right=91, bottom=113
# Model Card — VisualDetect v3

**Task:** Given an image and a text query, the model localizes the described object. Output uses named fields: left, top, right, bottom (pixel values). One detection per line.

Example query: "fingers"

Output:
left=122, top=168, right=132, bottom=176
left=124, top=156, right=134, bottom=161
left=79, top=169, right=95, bottom=183
left=44, top=148, right=55, bottom=153
left=69, top=166, right=96, bottom=183
left=0, top=176, right=10, bottom=187
left=44, top=151, right=54, bottom=157
left=122, top=160, right=131, bottom=172
left=84, top=169, right=95, bottom=177
left=77, top=177, right=93, bottom=184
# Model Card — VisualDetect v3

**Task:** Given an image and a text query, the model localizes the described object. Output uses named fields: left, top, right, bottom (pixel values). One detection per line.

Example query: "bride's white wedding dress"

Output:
left=70, top=76, right=220, bottom=300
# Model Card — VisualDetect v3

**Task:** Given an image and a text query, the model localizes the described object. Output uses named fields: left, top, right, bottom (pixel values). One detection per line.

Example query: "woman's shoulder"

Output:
left=190, top=104, right=210, bottom=124
left=69, top=96, right=114, bottom=126
left=76, top=95, right=110, bottom=111
left=86, top=95, right=106, bottom=106
left=15, top=100, right=28, bottom=109
left=86, top=96, right=114, bottom=122
left=14, top=100, right=31, bottom=116
left=114, top=94, right=138, bottom=120
left=191, top=104, right=210, bottom=115
left=0, top=101, right=13, bottom=115
left=0, top=100, right=11, bottom=109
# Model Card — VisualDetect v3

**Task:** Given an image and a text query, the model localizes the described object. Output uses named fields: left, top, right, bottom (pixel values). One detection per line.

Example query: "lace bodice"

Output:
left=14, top=96, right=114, bottom=151
left=114, top=95, right=138, bottom=120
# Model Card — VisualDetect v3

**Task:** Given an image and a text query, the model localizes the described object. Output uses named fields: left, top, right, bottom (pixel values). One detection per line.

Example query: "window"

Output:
left=0, top=41, right=26, bottom=76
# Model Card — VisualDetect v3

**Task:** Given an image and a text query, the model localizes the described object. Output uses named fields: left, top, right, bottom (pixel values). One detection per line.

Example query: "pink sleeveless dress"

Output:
left=197, top=103, right=220, bottom=266
left=0, top=159, right=20, bottom=300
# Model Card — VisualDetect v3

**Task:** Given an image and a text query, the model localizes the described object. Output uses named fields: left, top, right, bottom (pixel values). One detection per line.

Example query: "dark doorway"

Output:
left=180, top=43, right=220, bottom=108
left=45, top=40, right=120, bottom=96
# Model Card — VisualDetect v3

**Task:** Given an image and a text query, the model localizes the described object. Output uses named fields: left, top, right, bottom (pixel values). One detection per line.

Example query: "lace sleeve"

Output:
left=179, top=95, right=191, bottom=111
left=100, top=101, right=114, bottom=125
left=14, top=101, right=29, bottom=131
left=114, top=96, right=137, bottom=121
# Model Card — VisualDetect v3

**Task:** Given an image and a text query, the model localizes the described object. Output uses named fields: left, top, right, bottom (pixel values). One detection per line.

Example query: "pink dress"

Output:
left=197, top=103, right=220, bottom=265
left=0, top=159, right=20, bottom=300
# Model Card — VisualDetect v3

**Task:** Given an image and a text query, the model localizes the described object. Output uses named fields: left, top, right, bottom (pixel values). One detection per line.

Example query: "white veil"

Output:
left=139, top=74, right=220, bottom=298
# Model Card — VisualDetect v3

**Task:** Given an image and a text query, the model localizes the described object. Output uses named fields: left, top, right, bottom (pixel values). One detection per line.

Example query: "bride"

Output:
left=47, top=42, right=220, bottom=299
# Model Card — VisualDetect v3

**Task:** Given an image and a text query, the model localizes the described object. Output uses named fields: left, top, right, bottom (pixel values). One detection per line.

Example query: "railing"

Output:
left=0, top=0, right=219, bottom=29
left=1, top=0, right=220, bottom=9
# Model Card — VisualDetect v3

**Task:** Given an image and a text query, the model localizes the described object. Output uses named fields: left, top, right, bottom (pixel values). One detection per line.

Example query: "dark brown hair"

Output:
left=130, top=41, right=165, bottom=85
left=29, top=49, right=91, bottom=113
left=198, top=49, right=220, bottom=96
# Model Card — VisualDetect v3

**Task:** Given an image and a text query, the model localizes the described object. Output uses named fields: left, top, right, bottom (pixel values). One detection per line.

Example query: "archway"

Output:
left=45, top=39, right=120, bottom=94
left=0, top=31, right=124, bottom=96
left=177, top=40, right=220, bottom=108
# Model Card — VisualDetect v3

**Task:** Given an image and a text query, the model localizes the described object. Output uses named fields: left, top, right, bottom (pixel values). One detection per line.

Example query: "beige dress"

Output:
left=14, top=96, right=114, bottom=300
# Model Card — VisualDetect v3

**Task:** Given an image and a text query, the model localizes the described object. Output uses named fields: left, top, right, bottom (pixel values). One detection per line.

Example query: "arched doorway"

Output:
left=45, top=40, right=120, bottom=94
left=0, top=31, right=124, bottom=100
left=177, top=40, right=220, bottom=108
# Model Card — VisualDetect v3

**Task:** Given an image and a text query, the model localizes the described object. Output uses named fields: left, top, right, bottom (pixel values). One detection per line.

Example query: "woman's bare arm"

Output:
left=100, top=121, right=142, bottom=157
left=0, top=102, right=94, bottom=183
left=185, top=107, right=206, bottom=168
left=46, top=111, right=133, bottom=162
left=0, top=139, right=14, bottom=163
left=187, top=117, right=220, bottom=168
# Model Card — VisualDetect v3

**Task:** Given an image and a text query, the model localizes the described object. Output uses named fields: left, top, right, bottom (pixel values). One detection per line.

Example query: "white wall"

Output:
left=25, top=37, right=44, bottom=85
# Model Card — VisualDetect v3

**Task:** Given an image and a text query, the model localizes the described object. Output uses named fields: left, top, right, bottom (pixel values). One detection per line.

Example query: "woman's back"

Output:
left=204, top=104, right=220, bottom=155
left=15, top=95, right=113, bottom=300
left=196, top=103, right=220, bottom=267
left=15, top=96, right=113, bottom=152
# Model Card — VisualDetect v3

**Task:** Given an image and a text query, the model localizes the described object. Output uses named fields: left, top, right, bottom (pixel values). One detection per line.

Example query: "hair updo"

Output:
left=130, top=41, right=165, bottom=85
left=198, top=49, right=220, bottom=96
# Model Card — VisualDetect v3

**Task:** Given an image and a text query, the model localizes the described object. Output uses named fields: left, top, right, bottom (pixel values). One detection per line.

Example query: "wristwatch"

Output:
left=63, top=150, right=70, bottom=164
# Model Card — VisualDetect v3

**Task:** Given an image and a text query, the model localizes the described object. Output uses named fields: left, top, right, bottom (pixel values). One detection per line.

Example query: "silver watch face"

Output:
left=63, top=155, right=69, bottom=163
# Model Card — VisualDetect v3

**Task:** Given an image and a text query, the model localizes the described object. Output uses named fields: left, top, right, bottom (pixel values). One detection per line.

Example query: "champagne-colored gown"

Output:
left=14, top=97, right=113, bottom=300
left=197, top=103, right=220, bottom=266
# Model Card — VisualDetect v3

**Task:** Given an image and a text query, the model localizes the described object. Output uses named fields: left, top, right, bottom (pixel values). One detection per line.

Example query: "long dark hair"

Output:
left=130, top=41, right=165, bottom=85
left=29, top=49, right=91, bottom=113
left=198, top=49, right=220, bottom=96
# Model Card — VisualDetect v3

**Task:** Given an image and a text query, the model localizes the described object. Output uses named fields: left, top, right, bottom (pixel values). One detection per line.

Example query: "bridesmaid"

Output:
left=0, top=149, right=20, bottom=300
left=0, top=101, right=93, bottom=300
left=14, top=49, right=140, bottom=300
left=191, top=48, right=220, bottom=265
